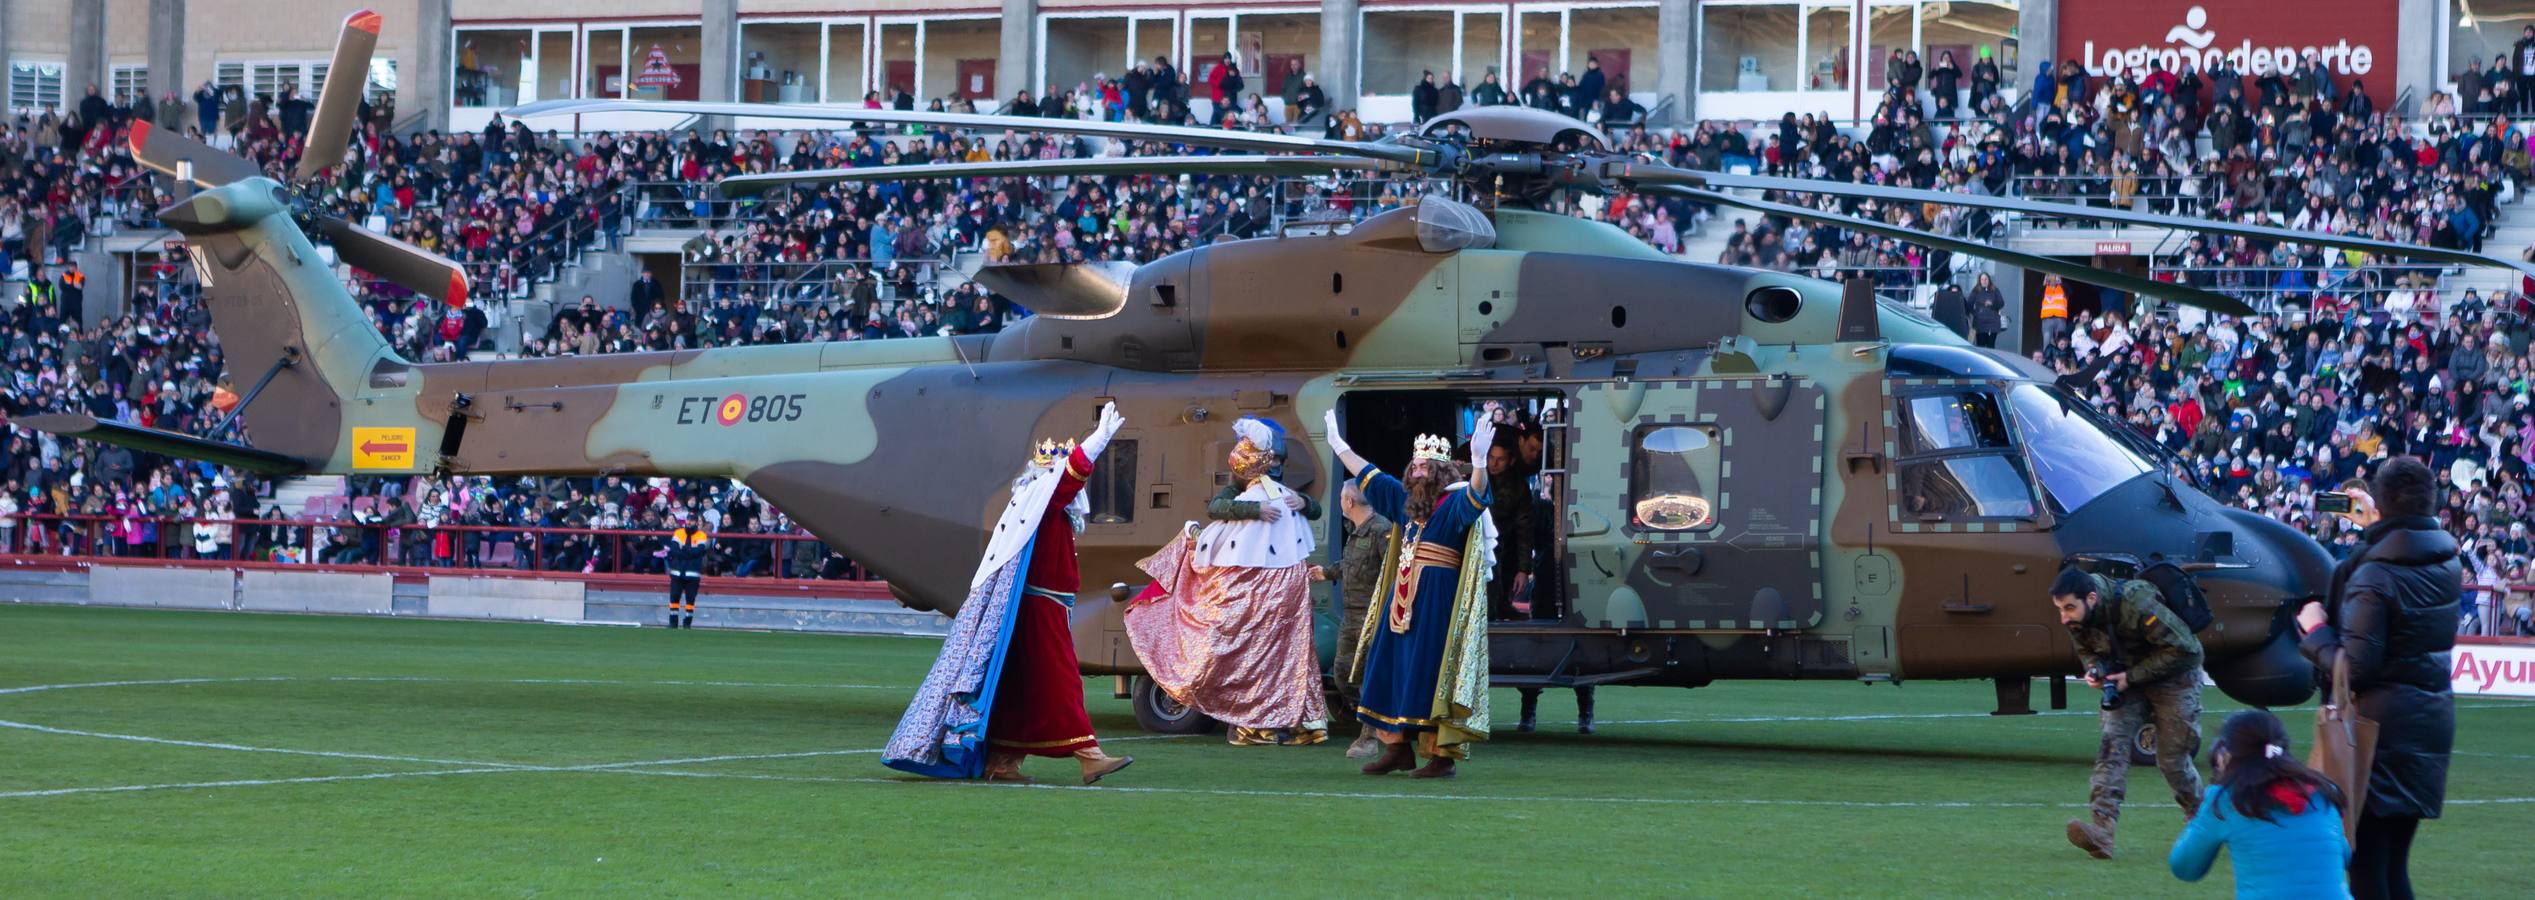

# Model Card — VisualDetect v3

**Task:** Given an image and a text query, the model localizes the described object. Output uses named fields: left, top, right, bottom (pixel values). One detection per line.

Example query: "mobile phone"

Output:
left=2315, top=492, right=2354, bottom=515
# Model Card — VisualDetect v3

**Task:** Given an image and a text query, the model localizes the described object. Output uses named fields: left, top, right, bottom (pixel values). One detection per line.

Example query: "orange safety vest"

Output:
left=2040, top=284, right=2069, bottom=319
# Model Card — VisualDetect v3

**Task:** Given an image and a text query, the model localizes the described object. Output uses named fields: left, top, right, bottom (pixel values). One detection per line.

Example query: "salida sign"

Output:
left=2057, top=1, right=2397, bottom=88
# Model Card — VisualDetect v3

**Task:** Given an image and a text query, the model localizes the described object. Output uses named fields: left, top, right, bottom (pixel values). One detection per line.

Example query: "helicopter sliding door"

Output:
left=1563, top=376, right=1828, bottom=632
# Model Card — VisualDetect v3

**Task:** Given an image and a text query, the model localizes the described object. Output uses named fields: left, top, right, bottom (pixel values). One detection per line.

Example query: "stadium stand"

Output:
left=0, top=63, right=2531, bottom=634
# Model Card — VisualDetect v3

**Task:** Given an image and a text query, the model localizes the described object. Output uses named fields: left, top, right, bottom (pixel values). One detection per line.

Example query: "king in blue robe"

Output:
left=1324, top=410, right=1497, bottom=779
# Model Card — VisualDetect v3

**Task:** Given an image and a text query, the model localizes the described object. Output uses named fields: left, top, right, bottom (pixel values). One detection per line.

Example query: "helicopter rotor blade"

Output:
left=313, top=216, right=472, bottom=307
left=1647, top=184, right=2259, bottom=318
left=717, top=154, right=1401, bottom=197
left=127, top=119, right=263, bottom=189
left=505, top=99, right=1435, bottom=167
left=1615, top=163, right=2535, bottom=281
left=296, top=8, right=383, bottom=181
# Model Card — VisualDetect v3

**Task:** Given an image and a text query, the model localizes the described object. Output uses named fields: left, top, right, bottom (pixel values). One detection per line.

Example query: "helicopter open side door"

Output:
left=1563, top=376, right=1828, bottom=631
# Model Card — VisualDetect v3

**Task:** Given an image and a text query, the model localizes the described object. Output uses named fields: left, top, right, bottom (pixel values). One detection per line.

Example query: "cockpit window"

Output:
left=1898, top=455, right=2038, bottom=520
left=1891, top=389, right=2038, bottom=524
left=2007, top=384, right=2152, bottom=514
left=1900, top=393, right=2013, bottom=454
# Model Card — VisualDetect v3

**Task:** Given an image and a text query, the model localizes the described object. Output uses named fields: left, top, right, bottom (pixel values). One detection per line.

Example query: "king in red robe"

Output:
left=883, top=403, right=1134, bottom=786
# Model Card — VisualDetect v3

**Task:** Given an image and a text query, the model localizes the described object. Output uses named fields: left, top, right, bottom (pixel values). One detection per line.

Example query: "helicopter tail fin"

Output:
left=156, top=180, right=416, bottom=470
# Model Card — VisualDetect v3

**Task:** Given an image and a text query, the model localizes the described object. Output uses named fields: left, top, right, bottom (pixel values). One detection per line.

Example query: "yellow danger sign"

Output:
left=352, top=427, right=417, bottom=469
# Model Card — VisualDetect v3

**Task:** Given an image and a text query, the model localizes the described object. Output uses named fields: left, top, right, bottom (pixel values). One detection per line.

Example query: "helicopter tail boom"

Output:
left=155, top=179, right=421, bottom=473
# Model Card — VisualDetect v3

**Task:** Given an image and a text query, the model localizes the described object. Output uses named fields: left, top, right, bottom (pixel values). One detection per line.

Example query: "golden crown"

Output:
left=1031, top=438, right=1077, bottom=468
left=1412, top=434, right=1454, bottom=464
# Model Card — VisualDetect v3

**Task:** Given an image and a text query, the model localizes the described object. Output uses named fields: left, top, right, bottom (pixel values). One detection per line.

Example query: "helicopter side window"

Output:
left=1893, top=390, right=2038, bottom=523
left=1628, top=425, right=1720, bottom=532
left=1899, top=393, right=2013, bottom=455
left=1086, top=439, right=1136, bottom=525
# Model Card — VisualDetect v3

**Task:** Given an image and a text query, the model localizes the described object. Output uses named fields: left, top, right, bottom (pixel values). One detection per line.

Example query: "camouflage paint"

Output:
left=76, top=178, right=2336, bottom=705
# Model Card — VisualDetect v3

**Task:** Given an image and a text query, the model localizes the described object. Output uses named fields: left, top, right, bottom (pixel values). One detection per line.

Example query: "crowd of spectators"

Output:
left=2, top=59, right=2534, bottom=628
left=1699, top=46, right=2517, bottom=310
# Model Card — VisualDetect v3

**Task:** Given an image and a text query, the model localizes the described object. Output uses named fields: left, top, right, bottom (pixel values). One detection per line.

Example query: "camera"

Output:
left=2091, top=663, right=2123, bottom=710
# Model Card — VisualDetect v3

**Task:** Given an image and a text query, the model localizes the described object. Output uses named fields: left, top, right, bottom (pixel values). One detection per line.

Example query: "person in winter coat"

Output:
left=656, top=506, right=710, bottom=628
left=1931, top=282, right=1969, bottom=339
left=2168, top=710, right=2353, bottom=899
left=1969, top=272, right=2008, bottom=348
left=2296, top=456, right=2458, bottom=900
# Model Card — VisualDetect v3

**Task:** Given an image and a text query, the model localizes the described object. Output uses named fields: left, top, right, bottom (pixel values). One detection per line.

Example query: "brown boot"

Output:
left=1360, top=739, right=1415, bottom=775
left=1410, top=756, right=1457, bottom=779
left=2065, top=818, right=2115, bottom=859
left=1079, top=755, right=1133, bottom=786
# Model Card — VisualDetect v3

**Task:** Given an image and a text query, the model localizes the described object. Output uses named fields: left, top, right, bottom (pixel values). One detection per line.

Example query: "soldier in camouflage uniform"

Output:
left=1312, top=479, right=1391, bottom=759
left=1205, top=421, right=1321, bottom=525
left=2048, top=567, right=2206, bottom=860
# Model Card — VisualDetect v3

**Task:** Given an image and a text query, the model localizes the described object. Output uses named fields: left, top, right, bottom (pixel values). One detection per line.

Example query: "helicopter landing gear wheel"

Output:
left=2128, top=720, right=2159, bottom=767
left=1131, top=675, right=1216, bottom=734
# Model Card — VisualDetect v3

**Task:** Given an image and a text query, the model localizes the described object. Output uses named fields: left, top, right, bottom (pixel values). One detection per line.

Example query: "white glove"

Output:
left=1469, top=416, right=1497, bottom=473
left=1322, top=408, right=1352, bottom=457
left=1081, top=401, right=1125, bottom=461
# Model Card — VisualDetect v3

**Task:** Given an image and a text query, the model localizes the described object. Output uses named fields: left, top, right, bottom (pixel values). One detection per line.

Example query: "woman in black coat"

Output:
left=2297, top=456, right=2458, bottom=900
left=1776, top=113, right=1801, bottom=176
left=1967, top=272, right=2006, bottom=348
left=1928, top=51, right=1961, bottom=120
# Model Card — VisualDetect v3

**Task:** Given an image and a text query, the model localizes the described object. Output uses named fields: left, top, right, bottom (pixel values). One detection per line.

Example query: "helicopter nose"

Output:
left=2193, top=508, right=2331, bottom=707
left=2049, top=478, right=2328, bottom=707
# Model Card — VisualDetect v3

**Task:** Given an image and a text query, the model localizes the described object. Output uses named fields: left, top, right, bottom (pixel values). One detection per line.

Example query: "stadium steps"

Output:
left=270, top=474, right=347, bottom=518
left=2449, top=192, right=2535, bottom=303
left=1677, top=186, right=1757, bottom=265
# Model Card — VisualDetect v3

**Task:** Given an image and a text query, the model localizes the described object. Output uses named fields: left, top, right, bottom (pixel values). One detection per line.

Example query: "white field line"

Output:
left=0, top=718, right=547, bottom=769
left=11, top=722, right=2534, bottom=811
left=7, top=676, right=2534, bottom=805
left=0, top=732, right=1201, bottom=800
left=0, top=767, right=527, bottom=799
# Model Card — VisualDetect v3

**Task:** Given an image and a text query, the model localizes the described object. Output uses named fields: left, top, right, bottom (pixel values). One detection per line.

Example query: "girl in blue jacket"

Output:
left=2169, top=710, right=2352, bottom=899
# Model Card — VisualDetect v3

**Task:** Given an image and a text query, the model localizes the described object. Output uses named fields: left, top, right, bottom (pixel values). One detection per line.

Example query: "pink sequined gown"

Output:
left=1125, top=530, right=1329, bottom=738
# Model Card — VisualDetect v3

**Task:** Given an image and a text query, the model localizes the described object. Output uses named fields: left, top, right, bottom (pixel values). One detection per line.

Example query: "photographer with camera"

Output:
left=2049, top=566, right=2207, bottom=860
left=2297, top=459, right=2457, bottom=900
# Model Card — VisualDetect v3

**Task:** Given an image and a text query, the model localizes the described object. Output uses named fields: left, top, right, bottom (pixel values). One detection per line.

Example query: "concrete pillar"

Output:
left=415, top=0, right=453, bottom=132
left=0, top=1, right=12, bottom=104
left=2397, top=0, right=2437, bottom=115
left=1000, top=0, right=1034, bottom=110
left=67, top=0, right=107, bottom=112
left=148, top=0, right=184, bottom=109
left=2015, top=0, right=2056, bottom=91
left=699, top=0, right=738, bottom=131
left=1655, top=0, right=1695, bottom=126
left=1319, top=0, right=1360, bottom=112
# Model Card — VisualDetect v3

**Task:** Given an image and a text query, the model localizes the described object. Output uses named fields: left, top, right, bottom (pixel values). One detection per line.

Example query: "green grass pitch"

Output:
left=2, top=604, right=2528, bottom=896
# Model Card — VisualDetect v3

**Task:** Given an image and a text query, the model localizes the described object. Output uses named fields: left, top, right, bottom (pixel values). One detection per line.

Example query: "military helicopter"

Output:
left=31, top=11, right=2533, bottom=751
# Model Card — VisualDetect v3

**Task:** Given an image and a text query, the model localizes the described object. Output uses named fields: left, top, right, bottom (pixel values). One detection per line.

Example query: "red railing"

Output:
left=0, top=513, right=891, bottom=599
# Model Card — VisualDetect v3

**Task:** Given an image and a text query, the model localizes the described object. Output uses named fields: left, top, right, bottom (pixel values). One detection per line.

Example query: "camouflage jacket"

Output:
left=1335, top=513, right=1393, bottom=612
left=1206, top=481, right=1323, bottom=522
left=1489, top=473, right=1538, bottom=574
left=2071, top=573, right=2205, bottom=688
